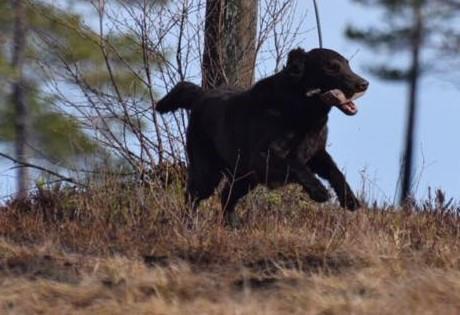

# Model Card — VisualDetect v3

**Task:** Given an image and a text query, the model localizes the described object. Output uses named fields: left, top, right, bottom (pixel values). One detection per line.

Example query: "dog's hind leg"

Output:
left=220, top=179, right=254, bottom=227
left=185, top=132, right=223, bottom=217
left=185, top=173, right=220, bottom=209
left=184, top=167, right=222, bottom=227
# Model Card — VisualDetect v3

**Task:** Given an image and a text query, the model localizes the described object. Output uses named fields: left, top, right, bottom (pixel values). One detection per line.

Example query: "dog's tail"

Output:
left=155, top=81, right=203, bottom=113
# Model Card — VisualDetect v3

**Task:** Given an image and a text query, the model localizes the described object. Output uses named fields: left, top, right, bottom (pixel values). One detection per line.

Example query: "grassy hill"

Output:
left=0, top=182, right=459, bottom=314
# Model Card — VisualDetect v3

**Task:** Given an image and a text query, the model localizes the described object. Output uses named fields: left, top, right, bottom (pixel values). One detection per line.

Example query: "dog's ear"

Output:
left=285, top=48, right=306, bottom=80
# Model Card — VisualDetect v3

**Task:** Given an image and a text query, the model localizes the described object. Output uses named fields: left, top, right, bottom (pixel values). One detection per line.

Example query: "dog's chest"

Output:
left=268, top=126, right=327, bottom=162
left=295, top=127, right=327, bottom=163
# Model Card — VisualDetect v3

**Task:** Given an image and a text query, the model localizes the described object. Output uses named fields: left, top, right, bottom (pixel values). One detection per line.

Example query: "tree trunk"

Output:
left=202, top=0, right=257, bottom=89
left=12, top=0, right=29, bottom=198
left=400, top=4, right=422, bottom=204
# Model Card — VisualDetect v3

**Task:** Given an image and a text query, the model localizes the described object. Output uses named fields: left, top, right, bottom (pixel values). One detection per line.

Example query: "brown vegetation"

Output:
left=0, top=180, right=459, bottom=314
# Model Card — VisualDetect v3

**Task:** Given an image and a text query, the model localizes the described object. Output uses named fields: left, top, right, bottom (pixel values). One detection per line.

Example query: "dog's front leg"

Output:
left=265, top=139, right=330, bottom=203
left=308, top=150, right=360, bottom=210
left=288, top=159, right=330, bottom=203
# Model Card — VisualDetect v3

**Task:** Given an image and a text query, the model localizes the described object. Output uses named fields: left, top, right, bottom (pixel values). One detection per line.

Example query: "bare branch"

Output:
left=0, top=152, right=85, bottom=187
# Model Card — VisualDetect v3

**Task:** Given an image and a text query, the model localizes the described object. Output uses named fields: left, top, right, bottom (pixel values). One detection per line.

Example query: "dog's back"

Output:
left=155, top=76, right=288, bottom=170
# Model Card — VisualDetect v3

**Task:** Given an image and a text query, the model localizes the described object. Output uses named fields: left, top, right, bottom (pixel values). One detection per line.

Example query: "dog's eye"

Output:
left=328, top=62, right=341, bottom=72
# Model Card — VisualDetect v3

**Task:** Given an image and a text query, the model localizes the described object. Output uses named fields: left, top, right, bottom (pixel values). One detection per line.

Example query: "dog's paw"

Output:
left=341, top=194, right=360, bottom=211
left=309, top=186, right=330, bottom=203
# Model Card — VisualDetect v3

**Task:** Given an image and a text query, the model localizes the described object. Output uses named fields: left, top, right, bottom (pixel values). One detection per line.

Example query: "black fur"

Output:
left=156, top=81, right=204, bottom=113
left=156, top=48, right=369, bottom=225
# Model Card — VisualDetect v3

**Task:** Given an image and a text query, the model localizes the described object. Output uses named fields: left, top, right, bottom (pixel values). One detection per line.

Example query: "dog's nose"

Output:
left=356, top=80, right=369, bottom=92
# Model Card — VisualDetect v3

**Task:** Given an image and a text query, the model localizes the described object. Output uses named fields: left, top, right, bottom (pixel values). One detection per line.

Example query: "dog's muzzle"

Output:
left=305, top=88, right=366, bottom=116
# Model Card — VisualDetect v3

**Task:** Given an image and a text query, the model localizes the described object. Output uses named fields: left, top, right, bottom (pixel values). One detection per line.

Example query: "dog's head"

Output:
left=285, top=48, right=369, bottom=115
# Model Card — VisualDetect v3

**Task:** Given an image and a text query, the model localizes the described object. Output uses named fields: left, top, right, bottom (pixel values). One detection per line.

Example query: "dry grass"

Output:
left=0, top=179, right=459, bottom=314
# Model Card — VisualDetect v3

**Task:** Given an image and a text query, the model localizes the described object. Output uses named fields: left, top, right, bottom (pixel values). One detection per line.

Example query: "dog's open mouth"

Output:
left=320, top=89, right=365, bottom=116
left=306, top=89, right=365, bottom=116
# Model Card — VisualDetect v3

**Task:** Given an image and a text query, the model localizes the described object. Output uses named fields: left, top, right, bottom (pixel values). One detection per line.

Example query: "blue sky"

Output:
left=306, top=1, right=460, bottom=203
left=1, top=0, right=459, bottom=203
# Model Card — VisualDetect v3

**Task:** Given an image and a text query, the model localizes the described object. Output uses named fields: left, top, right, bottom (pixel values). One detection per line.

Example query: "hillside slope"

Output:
left=0, top=184, right=459, bottom=314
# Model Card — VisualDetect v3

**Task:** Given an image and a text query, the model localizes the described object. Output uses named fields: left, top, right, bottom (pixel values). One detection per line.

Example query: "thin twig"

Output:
left=0, top=152, right=84, bottom=187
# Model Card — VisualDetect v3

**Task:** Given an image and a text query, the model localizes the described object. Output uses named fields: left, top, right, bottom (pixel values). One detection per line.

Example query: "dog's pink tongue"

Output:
left=320, top=89, right=359, bottom=116
left=338, top=101, right=358, bottom=116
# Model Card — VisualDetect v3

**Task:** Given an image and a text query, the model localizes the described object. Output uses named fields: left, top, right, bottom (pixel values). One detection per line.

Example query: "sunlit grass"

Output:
left=0, top=178, right=459, bottom=314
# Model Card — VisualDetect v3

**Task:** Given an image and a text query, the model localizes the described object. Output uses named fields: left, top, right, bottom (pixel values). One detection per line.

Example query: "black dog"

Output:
left=156, top=48, right=369, bottom=225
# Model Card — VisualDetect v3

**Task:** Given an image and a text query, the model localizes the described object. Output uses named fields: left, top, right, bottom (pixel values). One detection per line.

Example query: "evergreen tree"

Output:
left=345, top=0, right=459, bottom=203
left=0, top=0, right=151, bottom=195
